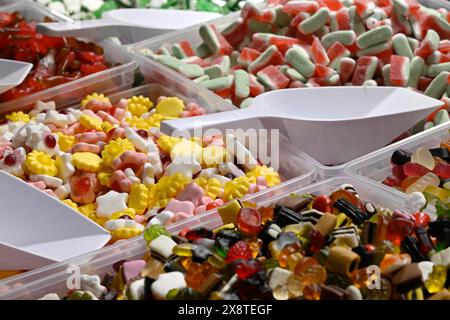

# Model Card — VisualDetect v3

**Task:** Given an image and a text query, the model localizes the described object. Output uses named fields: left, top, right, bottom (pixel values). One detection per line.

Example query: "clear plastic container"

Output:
left=346, top=122, right=450, bottom=196
left=0, top=83, right=315, bottom=280
left=0, top=174, right=429, bottom=300
left=0, top=1, right=137, bottom=115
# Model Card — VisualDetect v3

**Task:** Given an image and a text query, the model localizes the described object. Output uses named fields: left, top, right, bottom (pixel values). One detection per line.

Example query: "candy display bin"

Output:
left=0, top=1, right=137, bottom=115
left=0, top=174, right=428, bottom=300
left=0, top=81, right=315, bottom=278
left=345, top=122, right=450, bottom=198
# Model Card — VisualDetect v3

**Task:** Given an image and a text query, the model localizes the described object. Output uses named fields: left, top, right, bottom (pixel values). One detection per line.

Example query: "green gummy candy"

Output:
left=285, top=47, right=315, bottom=78
left=424, top=71, right=449, bottom=99
left=249, top=20, right=273, bottom=33
left=427, top=63, right=450, bottom=78
left=392, top=33, right=414, bottom=59
left=349, top=6, right=365, bottom=35
left=382, top=64, right=391, bottom=86
left=240, top=97, right=254, bottom=109
left=205, top=65, right=224, bottom=79
left=356, top=25, right=393, bottom=49
left=202, top=75, right=234, bottom=90
left=285, top=68, right=306, bottom=82
left=199, top=24, right=220, bottom=54
left=193, top=74, right=210, bottom=83
left=407, top=56, right=425, bottom=89
left=424, top=121, right=435, bottom=130
left=196, top=43, right=212, bottom=59
left=143, top=224, right=171, bottom=242
left=219, top=56, right=231, bottom=75
left=154, top=55, right=183, bottom=71
left=179, top=64, right=205, bottom=79
left=423, top=29, right=441, bottom=51
left=230, top=51, right=240, bottom=67
left=275, top=6, right=293, bottom=27
left=407, top=37, right=419, bottom=52
left=321, top=30, right=356, bottom=49
left=159, top=47, right=172, bottom=56
left=248, top=45, right=280, bottom=74
left=299, top=8, right=330, bottom=34
left=447, top=83, right=450, bottom=97
left=234, top=70, right=250, bottom=100
left=363, top=80, right=378, bottom=86
left=172, top=44, right=188, bottom=59
left=356, top=41, right=391, bottom=57
left=433, top=109, right=450, bottom=125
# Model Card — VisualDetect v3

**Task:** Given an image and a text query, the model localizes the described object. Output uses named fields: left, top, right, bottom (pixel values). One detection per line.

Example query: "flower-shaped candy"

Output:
left=70, top=172, right=100, bottom=204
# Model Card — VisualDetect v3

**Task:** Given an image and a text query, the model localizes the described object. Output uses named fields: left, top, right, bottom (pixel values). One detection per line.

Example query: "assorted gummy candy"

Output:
left=33, top=0, right=249, bottom=20
left=38, top=184, right=450, bottom=300
left=141, top=0, right=450, bottom=130
left=0, top=90, right=282, bottom=243
left=0, top=11, right=110, bottom=103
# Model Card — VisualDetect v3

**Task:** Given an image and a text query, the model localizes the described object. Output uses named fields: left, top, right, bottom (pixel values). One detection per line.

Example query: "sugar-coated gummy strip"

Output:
left=427, top=63, right=450, bottom=78
left=201, top=75, right=234, bottom=91
left=424, top=71, right=450, bottom=99
left=356, top=41, right=392, bottom=57
left=390, top=55, right=410, bottom=87
left=234, top=70, right=250, bottom=100
left=352, top=56, right=379, bottom=85
left=392, top=33, right=414, bottom=60
left=248, top=45, right=283, bottom=74
left=321, top=30, right=357, bottom=49
left=356, top=25, right=393, bottom=49
left=407, top=56, right=425, bottom=88
left=285, top=47, right=316, bottom=78
left=299, top=7, right=331, bottom=34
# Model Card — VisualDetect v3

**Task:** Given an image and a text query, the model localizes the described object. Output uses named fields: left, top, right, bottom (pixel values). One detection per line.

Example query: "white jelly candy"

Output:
left=96, top=191, right=129, bottom=218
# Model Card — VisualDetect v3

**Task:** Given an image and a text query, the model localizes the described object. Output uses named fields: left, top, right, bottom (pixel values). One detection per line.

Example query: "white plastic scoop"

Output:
left=160, top=87, right=444, bottom=165
left=0, top=171, right=111, bottom=270
left=0, top=59, right=33, bottom=95
left=36, top=8, right=222, bottom=44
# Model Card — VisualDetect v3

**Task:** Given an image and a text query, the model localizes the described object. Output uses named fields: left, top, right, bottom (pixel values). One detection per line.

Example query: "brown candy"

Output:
left=315, top=212, right=337, bottom=236
left=320, top=285, right=346, bottom=300
left=391, top=263, right=423, bottom=293
left=325, top=246, right=360, bottom=276
left=428, top=289, right=450, bottom=300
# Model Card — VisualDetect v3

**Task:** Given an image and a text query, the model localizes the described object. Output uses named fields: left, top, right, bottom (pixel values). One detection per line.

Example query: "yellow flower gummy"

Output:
left=202, top=146, right=229, bottom=168
left=101, top=138, right=135, bottom=167
left=128, top=184, right=149, bottom=215
left=110, top=228, right=143, bottom=242
left=170, top=140, right=202, bottom=162
left=5, top=111, right=30, bottom=123
left=127, top=95, right=153, bottom=117
left=194, top=177, right=222, bottom=199
left=25, top=150, right=57, bottom=176
left=224, top=176, right=251, bottom=201
left=80, top=114, right=103, bottom=131
left=72, top=152, right=103, bottom=172
left=125, top=116, right=151, bottom=130
left=157, top=135, right=183, bottom=154
left=246, top=165, right=281, bottom=187
left=56, top=132, right=75, bottom=152
left=97, top=170, right=113, bottom=187
left=154, top=173, right=189, bottom=201
left=78, top=203, right=96, bottom=216
left=155, top=97, right=185, bottom=117
left=81, top=93, right=110, bottom=107
left=62, top=199, right=78, bottom=210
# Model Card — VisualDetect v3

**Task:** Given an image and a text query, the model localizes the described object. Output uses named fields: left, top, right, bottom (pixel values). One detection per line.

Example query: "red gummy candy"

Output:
left=226, top=241, right=253, bottom=263
left=312, top=195, right=333, bottom=213
left=433, top=163, right=450, bottom=179
left=236, top=259, right=261, bottom=280
left=237, top=208, right=263, bottom=235
left=412, top=212, right=430, bottom=228
left=382, top=176, right=401, bottom=187
left=392, top=164, right=406, bottom=180
left=403, top=162, right=430, bottom=176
